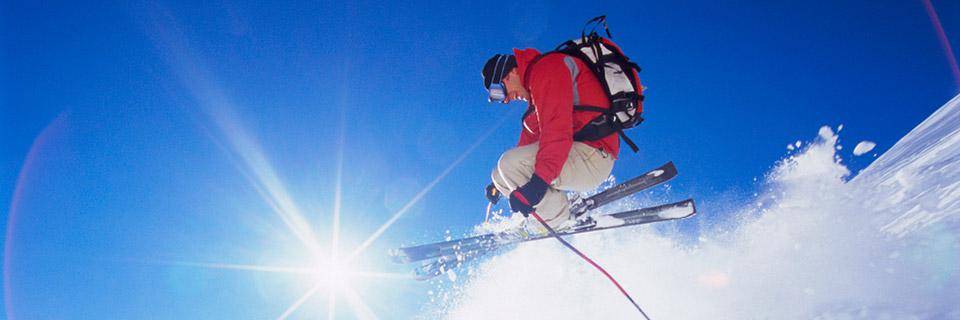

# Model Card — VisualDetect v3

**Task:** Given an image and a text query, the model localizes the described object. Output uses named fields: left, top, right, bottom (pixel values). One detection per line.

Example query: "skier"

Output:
left=481, top=48, right=622, bottom=230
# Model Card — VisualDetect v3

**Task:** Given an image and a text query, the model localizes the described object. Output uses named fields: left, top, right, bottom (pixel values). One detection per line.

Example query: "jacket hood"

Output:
left=512, top=48, right=542, bottom=83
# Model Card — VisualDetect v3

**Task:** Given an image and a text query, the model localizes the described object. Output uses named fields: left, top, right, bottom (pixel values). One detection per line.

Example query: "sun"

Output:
left=312, top=257, right=361, bottom=292
left=147, top=26, right=504, bottom=315
left=152, top=103, right=425, bottom=319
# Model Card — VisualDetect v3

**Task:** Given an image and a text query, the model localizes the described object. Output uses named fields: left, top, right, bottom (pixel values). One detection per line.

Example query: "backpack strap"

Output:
left=617, top=130, right=640, bottom=153
left=573, top=105, right=610, bottom=114
left=573, top=105, right=640, bottom=153
left=581, top=15, right=612, bottom=40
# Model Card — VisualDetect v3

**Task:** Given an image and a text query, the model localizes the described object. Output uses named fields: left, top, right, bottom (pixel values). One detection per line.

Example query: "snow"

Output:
left=649, top=169, right=665, bottom=177
left=818, top=125, right=835, bottom=139
left=431, top=94, right=960, bottom=319
left=472, top=211, right=526, bottom=235
left=852, top=94, right=960, bottom=237
left=446, top=269, right=458, bottom=282
left=656, top=203, right=694, bottom=219
left=594, top=215, right=626, bottom=228
left=787, top=141, right=804, bottom=151
left=854, top=141, right=877, bottom=156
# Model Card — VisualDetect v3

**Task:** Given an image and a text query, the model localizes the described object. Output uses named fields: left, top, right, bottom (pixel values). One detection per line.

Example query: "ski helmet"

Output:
left=482, top=54, right=516, bottom=103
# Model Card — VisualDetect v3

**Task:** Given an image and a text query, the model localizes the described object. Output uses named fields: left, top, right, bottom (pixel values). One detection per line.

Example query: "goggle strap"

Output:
left=491, top=55, right=507, bottom=85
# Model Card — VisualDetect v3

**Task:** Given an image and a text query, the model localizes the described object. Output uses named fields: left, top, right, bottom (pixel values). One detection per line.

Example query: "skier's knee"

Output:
left=497, top=148, right=528, bottom=173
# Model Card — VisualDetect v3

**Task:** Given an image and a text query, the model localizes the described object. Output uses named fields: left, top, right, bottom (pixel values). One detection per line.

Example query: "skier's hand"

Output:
left=509, top=174, right=550, bottom=217
left=485, top=183, right=501, bottom=205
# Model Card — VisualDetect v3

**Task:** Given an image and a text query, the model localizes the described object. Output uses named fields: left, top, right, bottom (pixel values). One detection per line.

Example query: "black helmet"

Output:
left=481, top=54, right=516, bottom=103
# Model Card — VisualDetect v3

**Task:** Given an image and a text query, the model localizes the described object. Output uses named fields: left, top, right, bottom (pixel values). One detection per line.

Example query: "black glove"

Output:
left=509, top=174, right=550, bottom=217
left=485, top=183, right=501, bottom=205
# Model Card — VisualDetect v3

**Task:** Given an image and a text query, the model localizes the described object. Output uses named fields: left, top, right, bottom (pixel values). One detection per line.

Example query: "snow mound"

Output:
left=854, top=141, right=877, bottom=156
left=853, top=94, right=960, bottom=238
left=431, top=94, right=960, bottom=319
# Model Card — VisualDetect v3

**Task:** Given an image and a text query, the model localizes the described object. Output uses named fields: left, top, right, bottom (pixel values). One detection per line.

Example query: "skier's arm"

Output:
left=516, top=117, right=537, bottom=146
left=528, top=55, right=575, bottom=184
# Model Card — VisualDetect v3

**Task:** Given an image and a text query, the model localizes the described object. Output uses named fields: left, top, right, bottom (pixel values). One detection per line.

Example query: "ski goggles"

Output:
left=487, top=82, right=507, bottom=103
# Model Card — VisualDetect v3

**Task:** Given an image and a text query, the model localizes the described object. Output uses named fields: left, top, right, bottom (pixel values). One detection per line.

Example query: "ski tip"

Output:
left=648, top=161, right=678, bottom=179
left=674, top=198, right=697, bottom=219
left=656, top=198, right=697, bottom=220
left=663, top=161, right=676, bottom=171
left=682, top=198, right=697, bottom=218
left=665, top=161, right=678, bottom=176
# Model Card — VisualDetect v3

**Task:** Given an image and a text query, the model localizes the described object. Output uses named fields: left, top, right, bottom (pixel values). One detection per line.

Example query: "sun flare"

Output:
left=312, top=258, right=361, bottom=291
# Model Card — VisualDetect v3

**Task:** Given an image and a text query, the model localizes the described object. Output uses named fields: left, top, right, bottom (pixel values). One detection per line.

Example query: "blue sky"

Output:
left=2, top=0, right=958, bottom=319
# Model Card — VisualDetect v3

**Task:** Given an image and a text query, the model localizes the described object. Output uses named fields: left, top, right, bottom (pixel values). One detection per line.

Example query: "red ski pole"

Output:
left=529, top=211, right=652, bottom=320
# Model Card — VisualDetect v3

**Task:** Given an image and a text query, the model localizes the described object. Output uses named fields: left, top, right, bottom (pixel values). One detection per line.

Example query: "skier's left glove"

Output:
left=485, top=183, right=501, bottom=205
left=509, top=174, right=550, bottom=217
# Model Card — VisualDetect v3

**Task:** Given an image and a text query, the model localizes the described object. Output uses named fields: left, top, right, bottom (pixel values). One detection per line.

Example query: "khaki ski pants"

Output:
left=491, top=142, right=615, bottom=229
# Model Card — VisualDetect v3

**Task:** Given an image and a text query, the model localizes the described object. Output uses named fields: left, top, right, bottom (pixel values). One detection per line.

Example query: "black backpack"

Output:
left=526, top=16, right=645, bottom=152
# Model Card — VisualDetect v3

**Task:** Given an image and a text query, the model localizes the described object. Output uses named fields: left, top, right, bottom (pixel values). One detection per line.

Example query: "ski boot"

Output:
left=564, top=193, right=598, bottom=232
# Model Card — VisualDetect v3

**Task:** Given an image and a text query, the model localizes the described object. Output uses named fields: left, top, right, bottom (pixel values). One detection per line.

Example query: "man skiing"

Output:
left=395, top=19, right=689, bottom=292
left=481, top=48, right=622, bottom=230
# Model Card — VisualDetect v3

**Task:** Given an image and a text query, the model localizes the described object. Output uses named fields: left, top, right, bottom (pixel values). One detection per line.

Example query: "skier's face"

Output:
left=500, top=69, right=530, bottom=104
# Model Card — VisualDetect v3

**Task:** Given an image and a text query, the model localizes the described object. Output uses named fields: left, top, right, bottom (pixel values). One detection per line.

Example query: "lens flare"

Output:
left=922, top=0, right=960, bottom=91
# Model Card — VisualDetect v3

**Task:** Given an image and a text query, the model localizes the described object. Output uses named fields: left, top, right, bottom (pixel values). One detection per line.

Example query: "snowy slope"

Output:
left=852, top=94, right=960, bottom=238
left=431, top=94, right=960, bottom=319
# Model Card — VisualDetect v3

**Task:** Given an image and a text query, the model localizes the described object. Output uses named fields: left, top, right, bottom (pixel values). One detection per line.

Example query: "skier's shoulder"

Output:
left=531, top=52, right=571, bottom=72
left=527, top=52, right=579, bottom=82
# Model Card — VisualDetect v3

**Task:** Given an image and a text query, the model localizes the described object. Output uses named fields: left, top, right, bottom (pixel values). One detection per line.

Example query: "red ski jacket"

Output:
left=513, top=47, right=621, bottom=184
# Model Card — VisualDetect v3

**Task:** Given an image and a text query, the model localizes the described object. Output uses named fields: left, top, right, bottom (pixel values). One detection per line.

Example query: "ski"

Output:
left=390, top=162, right=678, bottom=265
left=393, top=199, right=695, bottom=266
left=570, top=161, right=677, bottom=218
left=390, top=229, right=512, bottom=265
left=412, top=245, right=497, bottom=280
left=409, top=199, right=697, bottom=280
